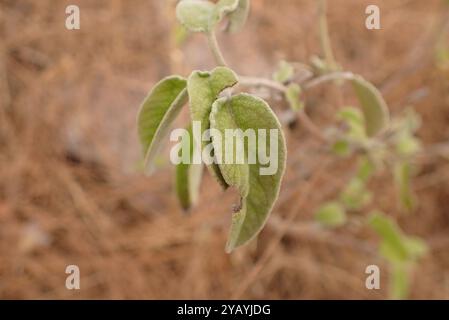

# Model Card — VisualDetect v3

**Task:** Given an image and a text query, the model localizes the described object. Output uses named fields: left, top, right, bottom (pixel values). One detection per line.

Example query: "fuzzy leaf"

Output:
left=175, top=126, right=204, bottom=210
left=315, top=202, right=347, bottom=227
left=210, top=93, right=287, bottom=252
left=176, top=0, right=216, bottom=32
left=137, top=76, right=188, bottom=173
left=210, top=0, right=240, bottom=29
left=187, top=67, right=238, bottom=188
left=351, top=76, right=390, bottom=137
left=226, top=0, right=250, bottom=33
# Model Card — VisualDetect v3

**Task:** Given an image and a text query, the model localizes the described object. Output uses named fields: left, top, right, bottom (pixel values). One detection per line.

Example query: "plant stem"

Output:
left=238, top=76, right=287, bottom=92
left=239, top=72, right=354, bottom=93
left=318, top=0, right=338, bottom=71
left=207, top=30, right=227, bottom=67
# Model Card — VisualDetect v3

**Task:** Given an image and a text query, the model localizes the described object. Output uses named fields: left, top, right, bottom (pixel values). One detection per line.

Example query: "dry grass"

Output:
left=1, top=0, right=449, bottom=299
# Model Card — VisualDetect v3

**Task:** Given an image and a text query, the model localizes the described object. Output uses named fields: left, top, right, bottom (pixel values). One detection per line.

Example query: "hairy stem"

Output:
left=318, top=0, right=338, bottom=71
left=207, top=30, right=227, bottom=67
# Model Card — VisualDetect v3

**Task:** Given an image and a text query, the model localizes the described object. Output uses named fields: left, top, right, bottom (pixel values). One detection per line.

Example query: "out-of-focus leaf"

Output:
left=340, top=177, right=372, bottom=210
left=175, top=126, right=204, bottom=210
left=356, top=156, right=375, bottom=182
left=210, top=93, right=287, bottom=252
left=210, top=0, right=240, bottom=29
left=314, top=202, right=347, bottom=227
left=226, top=0, right=250, bottom=33
left=369, top=212, right=409, bottom=262
left=273, top=60, right=294, bottom=84
left=338, top=107, right=366, bottom=141
left=285, top=83, right=303, bottom=111
left=390, top=264, right=409, bottom=300
left=394, top=161, right=416, bottom=212
left=137, top=76, right=188, bottom=173
left=351, top=75, right=390, bottom=137
left=176, top=0, right=216, bottom=32
left=395, top=131, right=421, bottom=156
left=188, top=67, right=238, bottom=188
left=404, top=237, right=428, bottom=260
left=332, top=139, right=351, bottom=157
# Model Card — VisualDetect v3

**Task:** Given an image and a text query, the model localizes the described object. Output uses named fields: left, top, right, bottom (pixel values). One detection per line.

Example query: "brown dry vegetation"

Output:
left=1, top=0, right=449, bottom=299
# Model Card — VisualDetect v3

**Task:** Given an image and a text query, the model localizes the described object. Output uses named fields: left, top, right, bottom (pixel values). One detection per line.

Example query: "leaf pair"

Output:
left=137, top=66, right=287, bottom=252
left=176, top=0, right=250, bottom=33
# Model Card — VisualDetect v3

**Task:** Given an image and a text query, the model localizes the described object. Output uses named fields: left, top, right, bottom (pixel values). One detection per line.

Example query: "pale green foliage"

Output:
left=188, top=67, right=238, bottom=188
left=351, top=76, right=390, bottom=137
left=285, top=83, right=303, bottom=111
left=369, top=211, right=427, bottom=299
left=394, top=161, right=416, bottom=212
left=175, top=126, right=204, bottom=210
left=315, top=202, right=347, bottom=227
left=273, top=60, right=294, bottom=84
left=225, top=0, right=250, bottom=33
left=337, top=107, right=366, bottom=142
left=176, top=0, right=247, bottom=33
left=137, top=76, right=188, bottom=173
left=340, top=177, right=372, bottom=210
left=210, top=94, right=287, bottom=252
left=176, top=0, right=216, bottom=32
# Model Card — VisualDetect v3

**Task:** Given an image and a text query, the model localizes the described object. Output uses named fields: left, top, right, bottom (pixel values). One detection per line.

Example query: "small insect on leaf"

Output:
left=175, top=125, right=204, bottom=210
left=314, top=202, right=347, bottom=227
left=137, top=76, right=188, bottom=174
left=394, top=161, right=416, bottom=212
left=225, top=0, right=250, bottom=33
left=351, top=75, right=390, bottom=137
left=176, top=0, right=216, bottom=33
left=210, top=93, right=287, bottom=252
left=285, top=83, right=304, bottom=111
left=188, top=66, right=238, bottom=189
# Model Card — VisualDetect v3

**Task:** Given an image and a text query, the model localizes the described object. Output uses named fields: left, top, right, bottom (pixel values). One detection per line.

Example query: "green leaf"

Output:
left=210, top=93, right=287, bottom=252
left=210, top=0, right=240, bottom=29
left=369, top=212, right=410, bottom=263
left=404, top=237, right=428, bottom=260
left=394, top=161, right=416, bottom=212
left=350, top=76, right=389, bottom=136
left=351, top=75, right=390, bottom=137
left=390, top=264, right=410, bottom=300
left=337, top=107, right=366, bottom=141
left=356, top=156, right=375, bottom=183
left=225, top=0, right=250, bottom=33
left=273, top=60, right=294, bottom=84
left=315, top=202, right=347, bottom=227
left=332, top=139, right=351, bottom=157
left=137, top=76, right=188, bottom=173
left=285, top=83, right=303, bottom=111
left=340, top=177, right=372, bottom=210
left=175, top=125, right=204, bottom=210
left=176, top=0, right=216, bottom=33
left=187, top=67, right=238, bottom=188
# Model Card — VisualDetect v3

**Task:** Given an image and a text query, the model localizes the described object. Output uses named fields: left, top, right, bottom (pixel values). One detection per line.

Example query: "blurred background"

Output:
left=1, top=0, right=449, bottom=299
